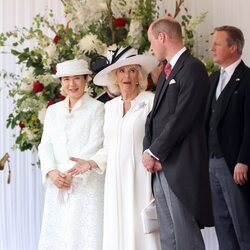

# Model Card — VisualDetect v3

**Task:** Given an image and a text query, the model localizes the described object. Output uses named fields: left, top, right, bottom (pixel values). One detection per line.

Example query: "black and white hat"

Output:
left=91, top=46, right=159, bottom=86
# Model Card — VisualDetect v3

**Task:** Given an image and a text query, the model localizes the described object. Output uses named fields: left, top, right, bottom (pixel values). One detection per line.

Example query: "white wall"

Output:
left=181, top=0, right=250, bottom=64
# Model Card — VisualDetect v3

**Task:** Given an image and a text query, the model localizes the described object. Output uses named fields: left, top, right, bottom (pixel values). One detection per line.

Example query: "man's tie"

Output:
left=164, top=63, right=172, bottom=79
left=216, top=69, right=226, bottom=99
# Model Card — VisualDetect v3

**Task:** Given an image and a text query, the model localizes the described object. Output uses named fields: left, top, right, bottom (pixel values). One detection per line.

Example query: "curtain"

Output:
left=0, top=1, right=64, bottom=249
left=2, top=0, right=249, bottom=249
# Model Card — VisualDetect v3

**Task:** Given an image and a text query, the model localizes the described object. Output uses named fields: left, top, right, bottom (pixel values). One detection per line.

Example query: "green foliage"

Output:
left=204, top=59, right=219, bottom=75
left=0, top=0, right=213, bottom=152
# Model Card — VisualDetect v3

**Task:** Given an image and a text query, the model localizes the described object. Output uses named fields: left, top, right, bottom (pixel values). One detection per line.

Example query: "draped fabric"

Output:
left=1, top=0, right=249, bottom=249
left=0, top=1, right=64, bottom=250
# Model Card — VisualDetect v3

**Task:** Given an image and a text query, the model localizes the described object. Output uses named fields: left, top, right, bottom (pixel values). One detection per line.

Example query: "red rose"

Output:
left=58, top=93, right=66, bottom=100
left=53, top=35, right=61, bottom=44
left=32, top=80, right=44, bottom=93
left=47, top=100, right=55, bottom=107
left=19, top=122, right=25, bottom=129
left=114, top=18, right=126, bottom=27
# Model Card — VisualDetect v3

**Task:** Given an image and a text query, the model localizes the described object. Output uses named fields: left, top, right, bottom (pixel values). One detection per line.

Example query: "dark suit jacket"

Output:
left=143, top=50, right=214, bottom=227
left=205, top=60, right=250, bottom=202
left=96, top=91, right=113, bottom=103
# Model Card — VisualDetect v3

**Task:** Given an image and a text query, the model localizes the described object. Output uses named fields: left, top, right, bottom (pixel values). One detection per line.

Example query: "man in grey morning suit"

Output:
left=206, top=26, right=250, bottom=250
left=142, top=17, right=214, bottom=250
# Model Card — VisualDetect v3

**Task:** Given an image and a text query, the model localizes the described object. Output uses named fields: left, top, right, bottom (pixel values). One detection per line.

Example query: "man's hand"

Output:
left=142, top=152, right=163, bottom=173
left=48, top=170, right=72, bottom=189
left=153, top=160, right=163, bottom=172
left=233, top=163, right=248, bottom=185
left=142, top=152, right=156, bottom=173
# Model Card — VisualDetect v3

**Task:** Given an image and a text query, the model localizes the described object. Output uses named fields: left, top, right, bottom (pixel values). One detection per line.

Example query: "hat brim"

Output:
left=93, top=55, right=159, bottom=86
left=53, top=70, right=92, bottom=78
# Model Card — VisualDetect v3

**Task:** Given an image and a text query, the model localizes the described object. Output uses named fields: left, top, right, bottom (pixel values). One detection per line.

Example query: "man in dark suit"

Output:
left=142, top=17, right=213, bottom=250
left=206, top=25, right=250, bottom=250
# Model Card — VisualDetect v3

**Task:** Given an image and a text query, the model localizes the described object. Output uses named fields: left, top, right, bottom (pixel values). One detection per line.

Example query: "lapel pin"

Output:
left=235, top=78, right=240, bottom=82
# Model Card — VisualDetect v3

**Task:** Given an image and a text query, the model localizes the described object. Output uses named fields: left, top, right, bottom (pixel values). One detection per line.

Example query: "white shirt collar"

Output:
left=169, top=47, right=187, bottom=68
left=217, top=58, right=241, bottom=90
left=64, top=93, right=89, bottom=112
left=222, top=58, right=241, bottom=78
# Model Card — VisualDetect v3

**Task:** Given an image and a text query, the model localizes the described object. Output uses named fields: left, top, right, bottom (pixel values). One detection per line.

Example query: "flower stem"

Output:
left=106, top=0, right=115, bottom=44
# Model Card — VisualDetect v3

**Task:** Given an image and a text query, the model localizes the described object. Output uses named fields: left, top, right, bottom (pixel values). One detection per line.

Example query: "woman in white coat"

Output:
left=38, top=59, right=105, bottom=250
left=69, top=47, right=161, bottom=250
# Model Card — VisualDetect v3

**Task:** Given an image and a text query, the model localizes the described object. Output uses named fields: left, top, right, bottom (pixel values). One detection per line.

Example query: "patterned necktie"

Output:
left=164, top=63, right=172, bottom=79
left=216, top=69, right=226, bottom=99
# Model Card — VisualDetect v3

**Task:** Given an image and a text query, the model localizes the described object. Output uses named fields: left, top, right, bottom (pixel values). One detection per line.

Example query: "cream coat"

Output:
left=38, top=94, right=105, bottom=250
left=92, top=91, right=160, bottom=250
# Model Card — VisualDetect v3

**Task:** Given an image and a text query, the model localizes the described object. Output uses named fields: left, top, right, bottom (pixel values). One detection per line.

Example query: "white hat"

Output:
left=92, top=47, right=159, bottom=86
left=55, top=59, right=92, bottom=78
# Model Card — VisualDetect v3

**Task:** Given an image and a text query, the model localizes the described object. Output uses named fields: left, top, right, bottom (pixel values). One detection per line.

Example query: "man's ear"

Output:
left=230, top=43, right=238, bottom=54
left=158, top=32, right=167, bottom=43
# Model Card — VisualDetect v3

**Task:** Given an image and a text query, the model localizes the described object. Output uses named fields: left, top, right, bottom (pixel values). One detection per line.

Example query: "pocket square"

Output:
left=169, top=79, right=176, bottom=85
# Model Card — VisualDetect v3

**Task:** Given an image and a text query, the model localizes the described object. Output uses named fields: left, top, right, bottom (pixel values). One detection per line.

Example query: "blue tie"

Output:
left=216, top=69, right=226, bottom=99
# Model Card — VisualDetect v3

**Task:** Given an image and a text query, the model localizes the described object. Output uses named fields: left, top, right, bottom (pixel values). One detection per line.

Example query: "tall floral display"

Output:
left=0, top=0, right=207, bottom=152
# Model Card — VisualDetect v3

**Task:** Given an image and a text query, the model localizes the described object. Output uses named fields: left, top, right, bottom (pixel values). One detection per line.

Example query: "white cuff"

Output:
left=144, top=149, right=159, bottom=161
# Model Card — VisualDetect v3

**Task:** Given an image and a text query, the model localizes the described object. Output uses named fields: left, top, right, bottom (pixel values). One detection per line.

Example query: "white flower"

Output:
left=127, top=18, right=143, bottom=49
left=20, top=70, right=35, bottom=91
left=38, top=106, right=47, bottom=124
left=22, top=127, right=36, bottom=141
left=45, top=44, right=58, bottom=58
left=22, top=70, right=34, bottom=80
left=20, top=83, right=33, bottom=91
left=18, top=98, right=43, bottom=112
left=186, top=12, right=207, bottom=31
left=79, top=34, right=107, bottom=55
left=111, top=0, right=139, bottom=18
left=65, top=0, right=107, bottom=30
left=42, top=44, right=58, bottom=67
left=107, top=44, right=118, bottom=51
left=37, top=74, right=57, bottom=87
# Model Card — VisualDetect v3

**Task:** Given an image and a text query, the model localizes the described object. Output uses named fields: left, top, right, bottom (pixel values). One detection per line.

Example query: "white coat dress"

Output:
left=91, top=91, right=160, bottom=250
left=38, top=93, right=105, bottom=250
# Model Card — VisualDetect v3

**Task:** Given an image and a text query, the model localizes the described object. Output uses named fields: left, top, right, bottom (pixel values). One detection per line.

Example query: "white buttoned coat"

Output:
left=38, top=93, right=105, bottom=250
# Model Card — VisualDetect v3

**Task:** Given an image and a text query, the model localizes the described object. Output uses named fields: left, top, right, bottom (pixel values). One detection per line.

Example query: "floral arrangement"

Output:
left=0, top=0, right=208, bottom=152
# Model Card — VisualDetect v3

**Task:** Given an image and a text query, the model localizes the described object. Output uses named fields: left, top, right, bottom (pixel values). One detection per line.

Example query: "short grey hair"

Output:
left=106, top=65, right=148, bottom=95
left=214, top=26, right=244, bottom=55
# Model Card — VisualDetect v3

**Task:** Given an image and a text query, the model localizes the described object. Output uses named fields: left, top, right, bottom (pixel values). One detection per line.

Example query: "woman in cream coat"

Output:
left=69, top=47, right=161, bottom=250
left=38, top=59, right=104, bottom=250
